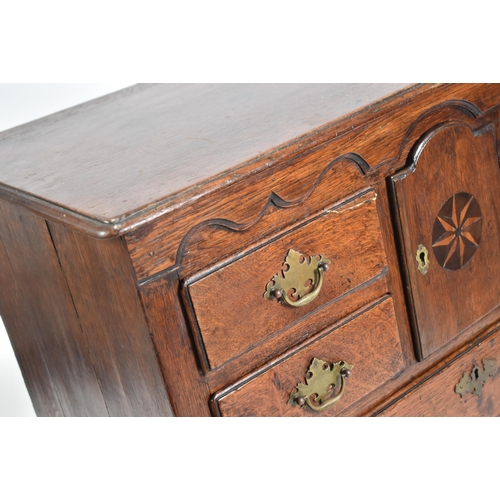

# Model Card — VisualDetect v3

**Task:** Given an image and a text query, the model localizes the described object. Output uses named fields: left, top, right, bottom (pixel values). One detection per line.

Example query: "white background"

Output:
left=1, top=4, right=498, bottom=499
left=0, top=84, right=135, bottom=417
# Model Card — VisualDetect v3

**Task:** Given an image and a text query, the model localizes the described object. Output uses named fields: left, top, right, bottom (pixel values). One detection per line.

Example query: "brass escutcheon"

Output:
left=455, top=359, right=497, bottom=397
left=263, top=249, right=330, bottom=307
left=416, top=243, right=429, bottom=274
left=288, top=357, right=353, bottom=412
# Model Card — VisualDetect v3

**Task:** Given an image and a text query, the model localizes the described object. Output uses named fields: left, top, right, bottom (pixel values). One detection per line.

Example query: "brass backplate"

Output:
left=455, top=358, right=497, bottom=397
left=288, top=357, right=353, bottom=405
left=264, top=249, right=330, bottom=303
left=416, top=244, right=429, bottom=275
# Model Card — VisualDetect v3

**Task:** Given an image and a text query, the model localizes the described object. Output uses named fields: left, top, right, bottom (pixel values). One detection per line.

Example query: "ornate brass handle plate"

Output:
left=264, top=249, right=330, bottom=307
left=455, top=358, right=497, bottom=397
left=288, top=357, right=353, bottom=412
left=416, top=244, right=429, bottom=275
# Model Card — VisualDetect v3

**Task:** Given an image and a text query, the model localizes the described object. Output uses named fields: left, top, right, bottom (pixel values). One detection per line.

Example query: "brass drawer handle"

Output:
left=264, top=249, right=330, bottom=307
left=288, top=358, right=353, bottom=412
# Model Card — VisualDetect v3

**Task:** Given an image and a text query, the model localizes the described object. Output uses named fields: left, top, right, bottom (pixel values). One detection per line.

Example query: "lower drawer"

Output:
left=212, top=296, right=404, bottom=416
left=378, top=327, right=500, bottom=417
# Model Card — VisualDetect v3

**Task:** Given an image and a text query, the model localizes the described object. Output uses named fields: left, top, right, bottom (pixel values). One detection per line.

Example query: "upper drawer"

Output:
left=184, top=190, right=388, bottom=372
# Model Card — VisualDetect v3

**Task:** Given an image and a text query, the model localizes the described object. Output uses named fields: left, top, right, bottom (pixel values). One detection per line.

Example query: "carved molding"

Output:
left=176, top=153, right=370, bottom=267
left=176, top=100, right=497, bottom=274
left=397, top=99, right=482, bottom=161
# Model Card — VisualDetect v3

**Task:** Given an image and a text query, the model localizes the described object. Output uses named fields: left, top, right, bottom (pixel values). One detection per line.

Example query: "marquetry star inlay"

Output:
left=432, top=192, right=483, bottom=271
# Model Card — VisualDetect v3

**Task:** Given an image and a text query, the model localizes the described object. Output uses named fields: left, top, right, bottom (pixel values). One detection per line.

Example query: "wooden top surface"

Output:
left=0, top=83, right=411, bottom=228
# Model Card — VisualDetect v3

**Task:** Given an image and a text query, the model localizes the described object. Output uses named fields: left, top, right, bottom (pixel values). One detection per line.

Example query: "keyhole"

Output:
left=416, top=244, right=429, bottom=274
left=419, top=252, right=426, bottom=265
left=474, top=368, right=480, bottom=380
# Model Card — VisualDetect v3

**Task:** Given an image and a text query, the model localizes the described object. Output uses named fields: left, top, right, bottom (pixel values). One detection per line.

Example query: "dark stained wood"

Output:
left=0, top=84, right=411, bottom=224
left=1, top=84, right=498, bottom=248
left=0, top=200, right=108, bottom=416
left=47, top=222, right=173, bottom=416
left=378, top=326, right=500, bottom=416
left=125, top=85, right=500, bottom=281
left=0, top=236, right=63, bottom=417
left=3, top=84, right=500, bottom=417
left=214, top=297, right=404, bottom=417
left=138, top=273, right=211, bottom=416
left=390, top=123, right=500, bottom=359
left=495, top=119, right=500, bottom=150
left=186, top=190, right=387, bottom=371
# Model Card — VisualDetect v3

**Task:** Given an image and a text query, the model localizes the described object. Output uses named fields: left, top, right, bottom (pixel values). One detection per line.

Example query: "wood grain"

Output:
left=125, top=85, right=500, bottom=281
left=0, top=84, right=410, bottom=223
left=214, top=297, right=404, bottom=417
left=374, top=180, right=416, bottom=366
left=3, top=84, right=500, bottom=417
left=138, top=273, right=212, bottom=416
left=0, top=200, right=108, bottom=416
left=391, top=123, right=500, bottom=359
left=3, top=85, right=499, bottom=247
left=47, top=223, right=173, bottom=416
left=186, top=190, right=387, bottom=371
left=205, top=274, right=390, bottom=392
left=175, top=155, right=369, bottom=279
left=378, top=327, right=500, bottom=416
left=365, top=303, right=500, bottom=416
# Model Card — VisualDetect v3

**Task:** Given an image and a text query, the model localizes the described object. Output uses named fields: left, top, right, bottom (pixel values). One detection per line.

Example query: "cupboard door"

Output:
left=391, top=123, right=500, bottom=359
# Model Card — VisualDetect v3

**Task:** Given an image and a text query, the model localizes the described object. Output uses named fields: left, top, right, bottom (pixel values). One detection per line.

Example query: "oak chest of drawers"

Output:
left=2, top=83, right=500, bottom=417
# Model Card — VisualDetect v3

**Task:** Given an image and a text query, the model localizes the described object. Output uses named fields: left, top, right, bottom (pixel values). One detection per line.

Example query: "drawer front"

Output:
left=185, top=190, right=388, bottom=371
left=213, top=297, right=404, bottom=417
left=379, top=327, right=500, bottom=416
left=390, top=123, right=500, bottom=359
